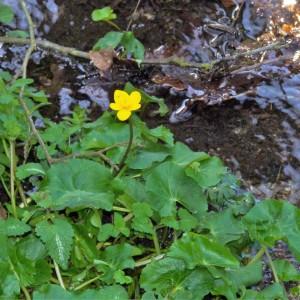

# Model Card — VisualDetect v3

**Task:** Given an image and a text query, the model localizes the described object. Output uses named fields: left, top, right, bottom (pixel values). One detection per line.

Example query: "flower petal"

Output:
left=130, top=91, right=141, bottom=104
left=130, top=103, right=141, bottom=111
left=114, top=90, right=129, bottom=106
left=117, top=109, right=131, bottom=121
left=110, top=102, right=122, bottom=111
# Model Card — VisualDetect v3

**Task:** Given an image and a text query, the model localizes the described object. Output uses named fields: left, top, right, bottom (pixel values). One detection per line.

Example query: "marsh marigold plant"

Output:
left=110, top=90, right=141, bottom=121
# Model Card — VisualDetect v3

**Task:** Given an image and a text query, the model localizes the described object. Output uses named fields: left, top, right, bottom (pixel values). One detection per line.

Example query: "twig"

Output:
left=126, top=0, right=142, bottom=31
left=17, top=0, right=53, bottom=165
left=51, top=142, right=128, bottom=170
left=230, top=53, right=293, bottom=75
left=0, top=36, right=89, bottom=59
left=0, top=35, right=290, bottom=70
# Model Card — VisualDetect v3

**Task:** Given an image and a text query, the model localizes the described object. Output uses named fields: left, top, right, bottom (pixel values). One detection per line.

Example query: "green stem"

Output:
left=9, top=140, right=17, bottom=219
left=112, top=205, right=130, bottom=213
left=135, top=254, right=165, bottom=268
left=0, top=176, right=11, bottom=199
left=105, top=20, right=122, bottom=31
left=152, top=227, right=161, bottom=255
left=248, top=246, right=266, bottom=265
left=54, top=261, right=66, bottom=289
left=73, top=275, right=100, bottom=291
left=21, top=286, right=31, bottom=300
left=114, top=120, right=133, bottom=177
left=265, top=248, right=280, bottom=283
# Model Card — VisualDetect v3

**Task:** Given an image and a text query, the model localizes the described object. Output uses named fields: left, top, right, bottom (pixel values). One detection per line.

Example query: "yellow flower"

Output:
left=110, top=90, right=141, bottom=121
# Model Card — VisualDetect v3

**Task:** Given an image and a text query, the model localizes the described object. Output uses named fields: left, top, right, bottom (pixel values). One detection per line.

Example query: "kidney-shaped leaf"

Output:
left=140, top=257, right=213, bottom=299
left=168, top=232, right=239, bottom=269
left=243, top=199, right=300, bottom=260
left=38, top=159, right=114, bottom=211
left=33, top=284, right=128, bottom=300
left=145, top=161, right=207, bottom=217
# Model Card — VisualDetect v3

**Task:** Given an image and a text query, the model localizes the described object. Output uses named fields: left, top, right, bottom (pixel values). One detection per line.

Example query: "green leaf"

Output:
left=97, top=223, right=118, bottom=242
left=0, top=273, right=20, bottom=298
left=0, top=218, right=31, bottom=236
left=171, top=142, right=209, bottom=167
left=132, top=203, right=154, bottom=234
left=6, top=30, right=29, bottom=38
left=121, top=31, right=145, bottom=60
left=114, top=212, right=130, bottom=237
left=149, top=126, right=174, bottom=146
left=177, top=208, right=198, bottom=232
left=37, top=159, right=114, bottom=211
left=241, top=283, right=288, bottom=300
left=185, top=157, right=226, bottom=187
left=273, top=259, right=300, bottom=282
left=229, top=260, right=263, bottom=288
left=33, top=284, right=128, bottom=300
left=93, top=31, right=124, bottom=50
left=95, top=243, right=142, bottom=284
left=35, top=218, right=74, bottom=269
left=113, top=269, right=132, bottom=284
left=243, top=199, right=300, bottom=260
left=0, top=4, right=14, bottom=24
left=140, top=257, right=213, bottom=299
left=202, top=208, right=245, bottom=244
left=127, top=143, right=170, bottom=169
left=9, top=78, right=33, bottom=90
left=125, top=82, right=168, bottom=116
left=145, top=161, right=207, bottom=217
left=168, top=232, right=239, bottom=269
left=91, top=7, right=117, bottom=22
left=16, top=163, right=45, bottom=180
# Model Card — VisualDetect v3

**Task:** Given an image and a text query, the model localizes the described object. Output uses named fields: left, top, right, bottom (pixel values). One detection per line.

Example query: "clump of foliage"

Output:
left=91, top=6, right=145, bottom=61
left=0, top=73, right=299, bottom=299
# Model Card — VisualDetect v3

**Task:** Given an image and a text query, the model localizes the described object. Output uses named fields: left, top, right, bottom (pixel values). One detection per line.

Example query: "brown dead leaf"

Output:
left=221, top=0, right=236, bottom=8
left=151, top=74, right=186, bottom=91
left=89, top=49, right=116, bottom=73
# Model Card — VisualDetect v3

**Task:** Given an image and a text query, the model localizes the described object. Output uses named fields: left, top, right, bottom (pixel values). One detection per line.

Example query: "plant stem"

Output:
left=0, top=176, right=11, bottom=199
left=105, top=20, right=122, bottom=31
left=114, top=119, right=133, bottom=176
left=9, top=140, right=17, bottom=219
left=248, top=246, right=266, bottom=265
left=112, top=205, right=130, bottom=213
left=152, top=227, right=161, bottom=255
left=21, top=286, right=31, bottom=300
left=54, top=261, right=66, bottom=289
left=17, top=0, right=53, bottom=165
left=265, top=248, right=280, bottom=283
left=135, top=254, right=165, bottom=268
left=17, top=181, right=28, bottom=207
left=73, top=276, right=100, bottom=291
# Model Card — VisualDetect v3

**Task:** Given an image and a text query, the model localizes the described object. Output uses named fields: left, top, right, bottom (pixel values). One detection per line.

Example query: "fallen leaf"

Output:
left=151, top=74, right=186, bottom=91
left=221, top=0, right=236, bottom=8
left=89, top=49, right=116, bottom=73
